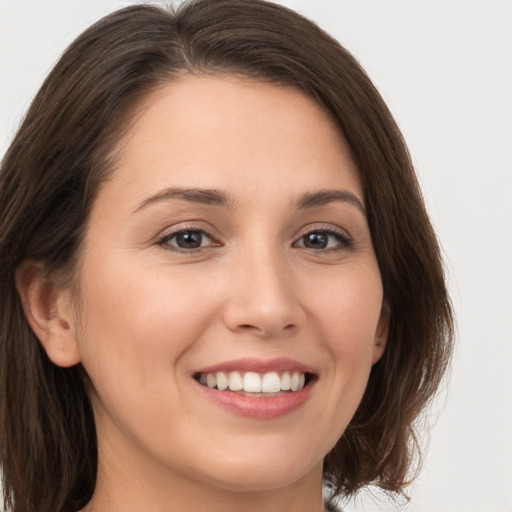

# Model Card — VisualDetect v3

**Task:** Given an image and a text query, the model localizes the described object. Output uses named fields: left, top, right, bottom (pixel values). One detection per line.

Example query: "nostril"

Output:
left=236, top=322, right=297, bottom=337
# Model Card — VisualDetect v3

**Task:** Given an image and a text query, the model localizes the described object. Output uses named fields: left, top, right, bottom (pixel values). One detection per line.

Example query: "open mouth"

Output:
left=194, top=370, right=316, bottom=396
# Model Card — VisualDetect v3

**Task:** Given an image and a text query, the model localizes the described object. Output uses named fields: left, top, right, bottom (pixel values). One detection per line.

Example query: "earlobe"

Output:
left=372, top=302, right=390, bottom=365
left=15, top=260, right=81, bottom=368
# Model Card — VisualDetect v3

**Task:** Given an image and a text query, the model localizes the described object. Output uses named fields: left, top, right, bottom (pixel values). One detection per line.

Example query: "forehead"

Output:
left=99, top=75, right=362, bottom=214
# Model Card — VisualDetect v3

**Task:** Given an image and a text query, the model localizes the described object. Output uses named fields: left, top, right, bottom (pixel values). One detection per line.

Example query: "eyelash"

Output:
left=156, top=225, right=218, bottom=253
left=293, top=226, right=353, bottom=252
left=156, top=225, right=353, bottom=253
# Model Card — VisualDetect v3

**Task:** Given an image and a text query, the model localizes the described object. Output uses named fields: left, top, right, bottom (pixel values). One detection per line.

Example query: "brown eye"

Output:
left=175, top=231, right=203, bottom=249
left=294, top=229, right=351, bottom=251
left=159, top=229, right=215, bottom=251
left=302, top=232, right=329, bottom=249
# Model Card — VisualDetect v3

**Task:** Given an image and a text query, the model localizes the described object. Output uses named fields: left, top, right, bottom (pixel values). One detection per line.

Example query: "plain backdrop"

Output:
left=1, top=1, right=511, bottom=511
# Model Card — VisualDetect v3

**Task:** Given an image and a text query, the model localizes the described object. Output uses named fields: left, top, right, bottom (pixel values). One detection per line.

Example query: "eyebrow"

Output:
left=133, top=187, right=237, bottom=213
left=133, top=186, right=366, bottom=217
left=296, top=189, right=366, bottom=217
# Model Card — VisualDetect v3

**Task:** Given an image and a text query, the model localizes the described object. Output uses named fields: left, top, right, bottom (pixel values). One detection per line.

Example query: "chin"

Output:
left=203, top=463, right=319, bottom=493
left=189, top=442, right=324, bottom=493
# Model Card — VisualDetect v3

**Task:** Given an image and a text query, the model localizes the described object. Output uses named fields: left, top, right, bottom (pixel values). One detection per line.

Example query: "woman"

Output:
left=0, top=1, right=453, bottom=511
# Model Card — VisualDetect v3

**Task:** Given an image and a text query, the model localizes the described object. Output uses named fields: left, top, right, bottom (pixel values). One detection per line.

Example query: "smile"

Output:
left=193, top=358, right=317, bottom=419
left=196, top=370, right=308, bottom=395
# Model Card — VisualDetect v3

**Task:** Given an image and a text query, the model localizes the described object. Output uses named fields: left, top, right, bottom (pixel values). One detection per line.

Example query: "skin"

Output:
left=20, top=76, right=388, bottom=512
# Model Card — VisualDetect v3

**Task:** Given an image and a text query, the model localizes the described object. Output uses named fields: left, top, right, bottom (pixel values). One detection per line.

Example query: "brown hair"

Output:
left=0, top=1, right=453, bottom=511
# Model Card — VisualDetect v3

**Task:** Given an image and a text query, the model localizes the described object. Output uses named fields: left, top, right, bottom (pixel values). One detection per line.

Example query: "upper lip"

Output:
left=193, top=357, right=317, bottom=375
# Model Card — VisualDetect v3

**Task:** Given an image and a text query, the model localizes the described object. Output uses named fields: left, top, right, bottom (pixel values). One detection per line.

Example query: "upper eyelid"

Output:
left=162, top=228, right=213, bottom=240
left=157, top=222, right=218, bottom=239
left=155, top=222, right=352, bottom=245
left=295, top=223, right=352, bottom=239
left=292, top=225, right=354, bottom=253
left=156, top=225, right=220, bottom=250
left=294, top=230, right=350, bottom=246
left=156, top=230, right=220, bottom=255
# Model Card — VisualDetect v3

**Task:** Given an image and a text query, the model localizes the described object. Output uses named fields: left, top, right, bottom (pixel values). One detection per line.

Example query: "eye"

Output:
left=158, top=229, right=217, bottom=251
left=294, top=229, right=351, bottom=251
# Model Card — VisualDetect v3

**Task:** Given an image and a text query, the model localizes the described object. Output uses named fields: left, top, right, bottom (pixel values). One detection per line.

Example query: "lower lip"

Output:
left=196, top=381, right=314, bottom=419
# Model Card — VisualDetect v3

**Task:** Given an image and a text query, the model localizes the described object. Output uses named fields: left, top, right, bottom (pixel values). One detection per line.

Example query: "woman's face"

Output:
left=71, top=76, right=387, bottom=492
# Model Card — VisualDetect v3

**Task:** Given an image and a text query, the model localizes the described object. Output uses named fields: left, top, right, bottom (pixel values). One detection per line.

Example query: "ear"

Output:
left=372, top=301, right=390, bottom=365
left=15, top=260, right=81, bottom=368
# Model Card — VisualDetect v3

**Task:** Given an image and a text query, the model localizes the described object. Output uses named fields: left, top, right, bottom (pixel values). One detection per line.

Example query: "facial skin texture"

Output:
left=30, top=77, right=388, bottom=512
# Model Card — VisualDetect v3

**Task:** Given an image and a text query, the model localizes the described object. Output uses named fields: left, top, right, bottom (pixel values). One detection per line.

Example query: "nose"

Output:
left=222, top=249, right=305, bottom=338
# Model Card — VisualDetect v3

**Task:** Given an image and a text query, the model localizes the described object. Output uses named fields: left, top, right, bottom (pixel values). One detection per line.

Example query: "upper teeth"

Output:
left=198, top=371, right=306, bottom=393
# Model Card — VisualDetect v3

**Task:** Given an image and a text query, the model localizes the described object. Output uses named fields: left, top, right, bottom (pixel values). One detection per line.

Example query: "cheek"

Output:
left=74, top=255, right=221, bottom=393
left=309, top=263, right=383, bottom=351
left=73, top=260, right=225, bottom=452
left=305, top=264, right=383, bottom=424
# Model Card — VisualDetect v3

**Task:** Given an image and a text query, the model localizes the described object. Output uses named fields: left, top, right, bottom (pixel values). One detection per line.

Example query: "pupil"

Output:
left=177, top=231, right=202, bottom=249
left=304, top=232, right=327, bottom=249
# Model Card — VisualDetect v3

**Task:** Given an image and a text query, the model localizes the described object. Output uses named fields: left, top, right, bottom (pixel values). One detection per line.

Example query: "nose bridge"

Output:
left=223, top=236, right=302, bottom=337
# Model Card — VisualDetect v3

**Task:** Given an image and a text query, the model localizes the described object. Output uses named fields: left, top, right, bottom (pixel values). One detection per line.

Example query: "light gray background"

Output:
left=1, top=1, right=511, bottom=511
